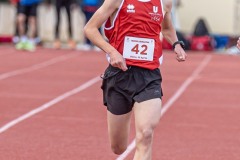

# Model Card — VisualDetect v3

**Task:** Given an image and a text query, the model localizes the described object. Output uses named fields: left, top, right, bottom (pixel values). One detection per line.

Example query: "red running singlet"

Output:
left=104, top=0, right=165, bottom=70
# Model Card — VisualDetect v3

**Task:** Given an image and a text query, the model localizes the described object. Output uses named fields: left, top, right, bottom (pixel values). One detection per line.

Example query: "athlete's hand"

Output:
left=109, top=51, right=128, bottom=71
left=174, top=44, right=187, bottom=62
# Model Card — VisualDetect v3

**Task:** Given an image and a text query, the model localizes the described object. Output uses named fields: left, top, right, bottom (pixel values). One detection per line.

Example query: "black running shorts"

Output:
left=18, top=3, right=38, bottom=17
left=101, top=65, right=163, bottom=115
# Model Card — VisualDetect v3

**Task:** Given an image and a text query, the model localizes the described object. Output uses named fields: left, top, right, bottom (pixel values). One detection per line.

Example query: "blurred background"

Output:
left=0, top=0, right=240, bottom=53
left=178, top=0, right=240, bottom=36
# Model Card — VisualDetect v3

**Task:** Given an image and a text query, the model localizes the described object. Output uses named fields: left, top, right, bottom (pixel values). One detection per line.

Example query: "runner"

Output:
left=15, top=0, right=41, bottom=51
left=78, top=0, right=103, bottom=50
left=53, top=0, right=76, bottom=49
left=84, top=0, right=187, bottom=159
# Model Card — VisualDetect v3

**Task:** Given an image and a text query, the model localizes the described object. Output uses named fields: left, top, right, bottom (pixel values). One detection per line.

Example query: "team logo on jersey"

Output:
left=149, top=6, right=162, bottom=21
left=153, top=6, right=158, bottom=13
left=127, top=4, right=135, bottom=13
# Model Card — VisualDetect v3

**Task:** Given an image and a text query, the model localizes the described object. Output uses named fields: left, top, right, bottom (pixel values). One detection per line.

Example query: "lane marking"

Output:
left=0, top=76, right=101, bottom=134
left=0, top=54, right=78, bottom=80
left=116, top=55, right=212, bottom=160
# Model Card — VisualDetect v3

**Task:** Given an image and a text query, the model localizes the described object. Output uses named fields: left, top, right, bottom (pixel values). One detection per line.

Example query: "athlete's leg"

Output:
left=28, top=16, right=36, bottom=40
left=53, top=0, right=62, bottom=49
left=65, top=1, right=72, bottom=39
left=133, top=98, right=162, bottom=160
left=55, top=1, right=61, bottom=40
left=17, top=13, right=26, bottom=37
left=107, top=111, right=132, bottom=155
left=64, top=1, right=75, bottom=49
left=19, top=4, right=38, bottom=51
left=13, top=2, right=21, bottom=43
left=16, top=11, right=27, bottom=50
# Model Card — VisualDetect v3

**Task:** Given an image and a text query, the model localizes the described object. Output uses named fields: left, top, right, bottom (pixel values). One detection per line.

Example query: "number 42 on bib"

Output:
left=123, top=36, right=155, bottom=61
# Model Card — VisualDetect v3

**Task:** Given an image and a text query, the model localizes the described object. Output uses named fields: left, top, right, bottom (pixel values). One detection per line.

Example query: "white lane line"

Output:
left=0, top=53, right=78, bottom=80
left=0, top=76, right=101, bottom=134
left=116, top=55, right=212, bottom=160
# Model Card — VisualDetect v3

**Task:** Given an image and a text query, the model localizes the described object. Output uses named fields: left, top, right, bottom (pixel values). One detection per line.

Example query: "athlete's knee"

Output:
left=111, top=144, right=127, bottom=155
left=17, top=14, right=25, bottom=24
left=135, top=128, right=154, bottom=146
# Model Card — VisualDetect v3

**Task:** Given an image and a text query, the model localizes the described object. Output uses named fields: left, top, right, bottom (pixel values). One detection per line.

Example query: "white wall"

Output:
left=177, top=0, right=237, bottom=35
left=0, top=4, right=15, bottom=35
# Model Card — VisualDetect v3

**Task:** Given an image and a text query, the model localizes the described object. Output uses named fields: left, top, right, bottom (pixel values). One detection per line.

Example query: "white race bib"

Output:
left=123, top=36, right=155, bottom=61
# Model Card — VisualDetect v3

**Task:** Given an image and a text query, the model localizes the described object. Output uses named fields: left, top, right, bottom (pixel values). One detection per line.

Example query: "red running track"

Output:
left=0, top=45, right=240, bottom=160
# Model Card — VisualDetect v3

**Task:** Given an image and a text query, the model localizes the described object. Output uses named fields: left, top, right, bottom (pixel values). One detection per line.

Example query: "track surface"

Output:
left=0, top=45, right=240, bottom=160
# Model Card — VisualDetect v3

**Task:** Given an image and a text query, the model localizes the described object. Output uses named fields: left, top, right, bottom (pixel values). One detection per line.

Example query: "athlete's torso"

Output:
left=104, top=0, right=165, bottom=70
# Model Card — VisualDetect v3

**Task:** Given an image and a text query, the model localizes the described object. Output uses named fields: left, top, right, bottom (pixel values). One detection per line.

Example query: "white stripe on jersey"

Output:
left=104, top=0, right=125, bottom=30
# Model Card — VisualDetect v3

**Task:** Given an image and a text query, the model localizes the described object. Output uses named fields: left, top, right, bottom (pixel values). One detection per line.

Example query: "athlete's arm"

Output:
left=161, top=0, right=187, bottom=62
left=84, top=0, right=128, bottom=71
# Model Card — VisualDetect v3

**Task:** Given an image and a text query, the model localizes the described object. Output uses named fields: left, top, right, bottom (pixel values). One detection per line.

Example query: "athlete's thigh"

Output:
left=133, top=98, right=162, bottom=131
left=107, top=111, right=132, bottom=145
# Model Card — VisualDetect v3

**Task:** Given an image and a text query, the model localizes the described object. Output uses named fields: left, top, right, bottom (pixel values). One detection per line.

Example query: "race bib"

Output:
left=123, top=36, right=155, bottom=61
